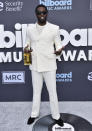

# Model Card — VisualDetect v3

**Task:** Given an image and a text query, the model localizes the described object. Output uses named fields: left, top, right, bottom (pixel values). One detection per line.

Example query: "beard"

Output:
left=38, top=16, right=47, bottom=24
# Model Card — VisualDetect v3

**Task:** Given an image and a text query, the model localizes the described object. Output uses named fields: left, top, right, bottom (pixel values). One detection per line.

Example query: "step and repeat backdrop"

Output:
left=0, top=0, right=92, bottom=101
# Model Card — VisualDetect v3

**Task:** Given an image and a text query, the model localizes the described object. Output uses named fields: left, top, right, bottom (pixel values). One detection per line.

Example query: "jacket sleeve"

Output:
left=25, top=26, right=31, bottom=49
left=54, top=26, right=63, bottom=51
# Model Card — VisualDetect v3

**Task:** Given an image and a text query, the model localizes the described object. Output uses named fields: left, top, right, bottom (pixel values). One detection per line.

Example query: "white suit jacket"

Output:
left=25, top=22, right=62, bottom=72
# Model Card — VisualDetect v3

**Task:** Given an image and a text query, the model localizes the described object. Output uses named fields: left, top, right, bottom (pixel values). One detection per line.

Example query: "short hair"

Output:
left=35, top=4, right=48, bottom=14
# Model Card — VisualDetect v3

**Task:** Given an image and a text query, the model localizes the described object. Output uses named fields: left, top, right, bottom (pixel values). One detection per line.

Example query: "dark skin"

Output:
left=24, top=6, right=64, bottom=55
left=36, top=7, right=47, bottom=26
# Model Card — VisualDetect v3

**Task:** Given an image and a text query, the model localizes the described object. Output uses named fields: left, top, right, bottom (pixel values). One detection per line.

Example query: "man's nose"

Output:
left=40, top=13, right=44, bottom=16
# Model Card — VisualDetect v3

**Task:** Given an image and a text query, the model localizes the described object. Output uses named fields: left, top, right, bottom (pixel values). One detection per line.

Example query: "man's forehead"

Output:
left=37, top=7, right=46, bottom=11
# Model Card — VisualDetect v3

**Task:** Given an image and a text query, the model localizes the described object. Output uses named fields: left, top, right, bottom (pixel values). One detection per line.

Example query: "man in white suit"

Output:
left=24, top=4, right=64, bottom=126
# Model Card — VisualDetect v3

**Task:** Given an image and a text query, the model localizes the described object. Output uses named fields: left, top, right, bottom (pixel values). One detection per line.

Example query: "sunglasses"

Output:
left=36, top=11, right=47, bottom=15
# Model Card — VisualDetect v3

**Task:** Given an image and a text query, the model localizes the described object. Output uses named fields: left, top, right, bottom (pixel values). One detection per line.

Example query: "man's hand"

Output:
left=24, top=45, right=33, bottom=53
left=54, top=46, right=65, bottom=55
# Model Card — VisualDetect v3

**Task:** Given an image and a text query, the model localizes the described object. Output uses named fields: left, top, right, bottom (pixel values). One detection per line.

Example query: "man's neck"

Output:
left=37, top=21, right=46, bottom=26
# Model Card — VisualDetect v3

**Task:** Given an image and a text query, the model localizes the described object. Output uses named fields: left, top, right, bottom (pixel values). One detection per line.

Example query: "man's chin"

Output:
left=39, top=18, right=46, bottom=23
left=40, top=20, right=46, bottom=23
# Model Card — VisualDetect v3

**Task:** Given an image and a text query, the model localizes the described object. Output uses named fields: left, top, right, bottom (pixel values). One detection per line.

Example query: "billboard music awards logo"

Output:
left=0, top=1, right=23, bottom=12
left=52, top=123, right=74, bottom=131
left=1, top=23, right=92, bottom=63
left=39, top=0, right=72, bottom=10
left=56, top=72, right=72, bottom=82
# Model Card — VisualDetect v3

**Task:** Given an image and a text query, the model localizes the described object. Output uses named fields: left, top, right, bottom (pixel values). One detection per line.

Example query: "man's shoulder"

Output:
left=27, top=23, right=35, bottom=29
left=47, top=22, right=59, bottom=29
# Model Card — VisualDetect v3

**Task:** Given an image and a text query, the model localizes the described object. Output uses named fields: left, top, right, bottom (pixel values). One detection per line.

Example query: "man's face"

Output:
left=36, top=7, right=48, bottom=24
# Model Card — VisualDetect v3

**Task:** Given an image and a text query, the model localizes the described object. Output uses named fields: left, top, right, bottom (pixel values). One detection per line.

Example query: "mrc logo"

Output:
left=0, top=2, right=4, bottom=11
left=39, top=0, right=72, bottom=10
left=2, top=71, right=25, bottom=84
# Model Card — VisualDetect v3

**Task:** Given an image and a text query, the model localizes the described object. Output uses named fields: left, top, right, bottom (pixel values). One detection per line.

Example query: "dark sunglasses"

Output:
left=36, top=11, right=47, bottom=15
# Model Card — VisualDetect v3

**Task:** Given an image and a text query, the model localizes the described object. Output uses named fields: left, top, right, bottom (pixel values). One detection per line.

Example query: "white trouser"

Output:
left=31, top=70, right=60, bottom=120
